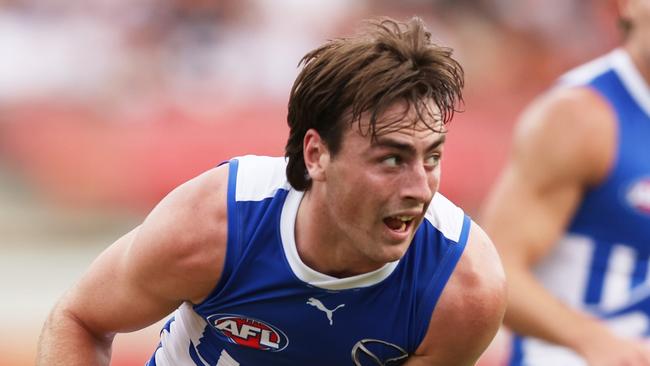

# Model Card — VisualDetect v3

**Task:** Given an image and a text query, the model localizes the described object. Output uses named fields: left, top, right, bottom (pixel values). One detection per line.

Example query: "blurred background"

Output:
left=0, top=0, right=621, bottom=365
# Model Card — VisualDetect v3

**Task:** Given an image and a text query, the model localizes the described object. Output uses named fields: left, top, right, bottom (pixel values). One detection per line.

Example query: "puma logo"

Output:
left=307, top=297, right=345, bottom=325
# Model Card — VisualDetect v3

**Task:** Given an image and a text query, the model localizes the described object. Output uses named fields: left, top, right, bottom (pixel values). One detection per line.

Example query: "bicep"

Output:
left=58, top=165, right=230, bottom=336
left=481, top=88, right=613, bottom=264
left=61, top=226, right=180, bottom=335
left=481, top=162, right=582, bottom=264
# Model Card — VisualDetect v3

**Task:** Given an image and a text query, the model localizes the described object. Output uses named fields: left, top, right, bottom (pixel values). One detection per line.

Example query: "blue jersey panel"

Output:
left=570, top=70, right=650, bottom=249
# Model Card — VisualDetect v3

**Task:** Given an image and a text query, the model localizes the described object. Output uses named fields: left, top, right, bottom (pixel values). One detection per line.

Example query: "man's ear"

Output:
left=303, top=129, right=330, bottom=182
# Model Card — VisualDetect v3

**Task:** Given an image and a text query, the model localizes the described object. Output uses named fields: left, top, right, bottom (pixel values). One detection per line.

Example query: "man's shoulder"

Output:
left=412, top=220, right=506, bottom=363
left=530, top=48, right=619, bottom=138
left=511, top=85, right=616, bottom=187
left=436, top=221, right=505, bottom=308
left=154, top=164, right=230, bottom=246
left=444, top=221, right=506, bottom=337
left=125, top=164, right=231, bottom=304
left=461, top=222, right=507, bottom=295
left=530, top=86, right=613, bottom=132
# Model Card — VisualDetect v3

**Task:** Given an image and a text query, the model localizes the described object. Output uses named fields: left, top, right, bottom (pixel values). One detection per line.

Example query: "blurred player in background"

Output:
left=37, top=17, right=505, bottom=365
left=481, top=0, right=650, bottom=365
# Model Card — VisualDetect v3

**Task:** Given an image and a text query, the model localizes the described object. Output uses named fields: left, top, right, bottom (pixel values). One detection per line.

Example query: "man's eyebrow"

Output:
left=372, top=135, right=446, bottom=153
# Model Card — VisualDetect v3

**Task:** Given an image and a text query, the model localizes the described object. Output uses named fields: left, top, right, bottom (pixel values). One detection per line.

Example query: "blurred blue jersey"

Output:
left=147, top=155, right=470, bottom=366
left=511, top=49, right=650, bottom=366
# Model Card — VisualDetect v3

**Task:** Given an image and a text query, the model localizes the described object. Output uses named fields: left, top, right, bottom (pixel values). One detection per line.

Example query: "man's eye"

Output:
left=425, top=154, right=441, bottom=166
left=383, top=156, right=400, bottom=166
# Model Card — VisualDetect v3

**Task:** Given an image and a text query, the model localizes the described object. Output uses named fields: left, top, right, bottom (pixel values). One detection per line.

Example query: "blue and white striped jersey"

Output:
left=147, top=155, right=471, bottom=366
left=511, top=49, right=650, bottom=366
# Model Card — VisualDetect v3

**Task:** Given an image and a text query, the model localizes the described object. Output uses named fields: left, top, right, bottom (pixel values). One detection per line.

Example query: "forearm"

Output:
left=505, top=262, right=614, bottom=353
left=37, top=307, right=114, bottom=366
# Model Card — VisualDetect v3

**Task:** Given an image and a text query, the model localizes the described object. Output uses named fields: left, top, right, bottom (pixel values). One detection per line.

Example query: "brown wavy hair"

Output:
left=285, top=16, right=464, bottom=191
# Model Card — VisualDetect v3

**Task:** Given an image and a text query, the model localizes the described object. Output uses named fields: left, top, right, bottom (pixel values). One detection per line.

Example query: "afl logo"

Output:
left=207, top=314, right=289, bottom=352
left=626, top=178, right=650, bottom=215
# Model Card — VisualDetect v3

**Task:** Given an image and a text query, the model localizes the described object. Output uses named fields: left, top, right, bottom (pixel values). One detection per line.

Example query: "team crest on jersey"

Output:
left=626, top=178, right=650, bottom=215
left=207, top=314, right=289, bottom=352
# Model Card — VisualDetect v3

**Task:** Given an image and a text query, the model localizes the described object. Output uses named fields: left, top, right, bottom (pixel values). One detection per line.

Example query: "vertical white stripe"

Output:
left=535, top=235, right=594, bottom=308
left=155, top=303, right=210, bottom=365
left=601, top=244, right=635, bottom=310
left=217, top=350, right=240, bottom=366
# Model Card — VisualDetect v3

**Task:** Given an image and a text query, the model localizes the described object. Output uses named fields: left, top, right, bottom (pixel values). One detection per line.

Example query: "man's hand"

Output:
left=575, top=327, right=650, bottom=366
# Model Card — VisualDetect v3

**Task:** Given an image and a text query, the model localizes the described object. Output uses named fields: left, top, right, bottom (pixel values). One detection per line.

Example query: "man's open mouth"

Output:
left=383, top=215, right=415, bottom=233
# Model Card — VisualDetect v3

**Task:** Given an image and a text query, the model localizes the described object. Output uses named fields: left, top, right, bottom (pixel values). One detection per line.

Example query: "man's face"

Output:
left=318, top=100, right=445, bottom=269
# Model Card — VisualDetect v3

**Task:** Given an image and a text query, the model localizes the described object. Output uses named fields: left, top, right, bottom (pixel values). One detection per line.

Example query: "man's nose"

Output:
left=401, top=163, right=434, bottom=203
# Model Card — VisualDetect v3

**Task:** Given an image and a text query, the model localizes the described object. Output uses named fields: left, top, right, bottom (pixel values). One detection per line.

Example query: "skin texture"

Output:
left=37, top=100, right=506, bottom=366
left=480, top=1, right=650, bottom=364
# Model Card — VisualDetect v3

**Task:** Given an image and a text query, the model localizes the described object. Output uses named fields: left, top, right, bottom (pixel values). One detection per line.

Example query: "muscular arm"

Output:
left=36, top=165, right=229, bottom=366
left=479, top=87, right=650, bottom=363
left=406, top=222, right=507, bottom=366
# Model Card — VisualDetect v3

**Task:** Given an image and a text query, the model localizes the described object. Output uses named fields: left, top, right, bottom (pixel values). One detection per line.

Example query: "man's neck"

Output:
left=294, top=190, right=383, bottom=278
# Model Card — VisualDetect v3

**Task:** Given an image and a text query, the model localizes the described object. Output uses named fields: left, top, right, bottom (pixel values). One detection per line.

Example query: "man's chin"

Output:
left=378, top=241, right=411, bottom=262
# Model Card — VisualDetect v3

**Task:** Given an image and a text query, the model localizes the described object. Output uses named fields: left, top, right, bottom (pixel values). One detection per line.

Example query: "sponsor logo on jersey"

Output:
left=207, top=314, right=289, bottom=352
left=626, top=178, right=650, bottom=215
left=351, top=339, right=408, bottom=365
